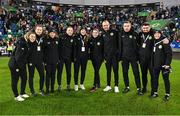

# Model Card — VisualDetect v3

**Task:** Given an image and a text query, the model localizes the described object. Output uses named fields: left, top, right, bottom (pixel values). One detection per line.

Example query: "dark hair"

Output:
left=142, top=23, right=150, bottom=26
left=35, top=24, right=43, bottom=30
left=123, top=21, right=132, bottom=25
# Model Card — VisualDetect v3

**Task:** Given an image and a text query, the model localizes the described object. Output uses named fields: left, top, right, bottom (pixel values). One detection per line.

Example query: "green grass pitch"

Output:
left=0, top=57, right=180, bottom=115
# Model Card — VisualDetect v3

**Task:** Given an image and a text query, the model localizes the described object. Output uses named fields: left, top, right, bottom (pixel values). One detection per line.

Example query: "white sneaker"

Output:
left=74, top=85, right=79, bottom=91
left=103, top=86, right=112, bottom=92
left=80, top=84, right=85, bottom=90
left=14, top=96, right=25, bottom=102
left=114, top=86, right=119, bottom=93
left=20, top=94, right=29, bottom=98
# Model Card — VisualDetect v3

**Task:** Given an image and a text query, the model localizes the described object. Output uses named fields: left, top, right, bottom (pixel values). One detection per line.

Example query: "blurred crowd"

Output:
left=0, top=4, right=180, bottom=53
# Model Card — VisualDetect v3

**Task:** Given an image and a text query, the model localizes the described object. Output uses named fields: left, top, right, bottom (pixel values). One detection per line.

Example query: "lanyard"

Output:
left=154, top=39, right=165, bottom=47
left=81, top=37, right=85, bottom=47
left=142, top=34, right=150, bottom=43
left=153, top=38, right=165, bottom=52
left=36, top=37, right=42, bottom=45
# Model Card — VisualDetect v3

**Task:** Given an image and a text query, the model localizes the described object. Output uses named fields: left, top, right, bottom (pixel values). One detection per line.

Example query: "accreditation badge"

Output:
left=142, top=43, right=146, bottom=48
left=81, top=47, right=85, bottom=52
left=153, top=47, right=156, bottom=52
left=37, top=46, right=41, bottom=51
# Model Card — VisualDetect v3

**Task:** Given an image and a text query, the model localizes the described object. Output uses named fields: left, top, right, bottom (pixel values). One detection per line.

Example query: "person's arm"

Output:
left=163, top=42, right=172, bottom=68
left=117, top=30, right=122, bottom=61
left=73, top=36, right=77, bottom=62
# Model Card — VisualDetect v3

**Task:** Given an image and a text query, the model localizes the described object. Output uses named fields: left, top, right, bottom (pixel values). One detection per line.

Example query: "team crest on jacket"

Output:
left=16, top=69, right=19, bottom=72
left=149, top=36, right=152, bottom=40
left=70, top=39, right=73, bottom=43
left=110, top=32, right=114, bottom=36
left=158, top=45, right=162, bottom=49
left=56, top=41, right=58, bottom=44
left=129, top=35, right=133, bottom=38
left=97, top=42, right=100, bottom=45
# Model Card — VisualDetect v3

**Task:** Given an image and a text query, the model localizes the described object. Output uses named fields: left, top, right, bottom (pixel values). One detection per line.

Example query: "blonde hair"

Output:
left=24, top=31, right=36, bottom=41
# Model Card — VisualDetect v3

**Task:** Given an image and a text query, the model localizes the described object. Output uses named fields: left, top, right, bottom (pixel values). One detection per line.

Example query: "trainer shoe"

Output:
left=15, top=96, right=25, bottom=102
left=39, top=90, right=45, bottom=96
left=151, top=92, right=158, bottom=98
left=163, top=94, right=170, bottom=101
left=103, top=86, right=112, bottom=92
left=90, top=87, right=97, bottom=92
left=80, top=84, right=85, bottom=90
left=74, top=85, right=78, bottom=91
left=114, top=86, right=119, bottom=93
left=137, top=88, right=143, bottom=95
left=20, top=94, right=29, bottom=98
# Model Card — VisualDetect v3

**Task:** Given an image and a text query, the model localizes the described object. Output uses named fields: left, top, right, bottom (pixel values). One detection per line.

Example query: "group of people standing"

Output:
left=8, top=20, right=172, bottom=102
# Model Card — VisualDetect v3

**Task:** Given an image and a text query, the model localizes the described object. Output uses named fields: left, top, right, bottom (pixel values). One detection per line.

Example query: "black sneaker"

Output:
left=57, top=85, right=61, bottom=92
left=137, top=89, right=143, bottom=95
left=163, top=95, right=170, bottom=101
left=122, top=87, right=130, bottom=93
left=67, top=85, right=71, bottom=91
left=39, top=90, right=45, bottom=96
left=142, top=88, right=147, bottom=93
left=151, top=93, right=158, bottom=98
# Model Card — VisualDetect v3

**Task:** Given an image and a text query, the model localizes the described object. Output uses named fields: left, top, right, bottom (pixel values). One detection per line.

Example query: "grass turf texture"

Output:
left=0, top=57, right=180, bottom=115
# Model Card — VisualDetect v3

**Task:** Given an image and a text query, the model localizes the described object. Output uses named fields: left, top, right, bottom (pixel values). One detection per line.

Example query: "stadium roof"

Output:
left=33, top=0, right=180, bottom=7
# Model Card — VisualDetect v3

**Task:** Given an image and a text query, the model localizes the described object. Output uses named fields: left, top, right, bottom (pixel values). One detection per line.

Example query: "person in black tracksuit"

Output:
left=8, top=35, right=29, bottom=101
left=44, top=30, right=59, bottom=94
left=119, top=21, right=142, bottom=95
left=57, top=26, right=75, bottom=91
left=74, top=28, right=89, bottom=91
left=151, top=30, right=172, bottom=101
left=138, top=23, right=154, bottom=94
left=89, top=28, right=104, bottom=92
left=101, top=20, right=119, bottom=93
left=27, top=25, right=45, bottom=96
